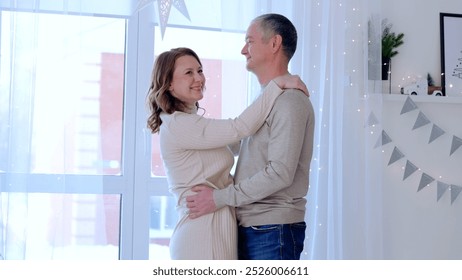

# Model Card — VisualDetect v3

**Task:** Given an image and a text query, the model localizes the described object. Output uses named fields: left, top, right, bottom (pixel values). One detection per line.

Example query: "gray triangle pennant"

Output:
left=374, top=130, right=392, bottom=148
left=403, top=160, right=418, bottom=180
left=367, top=112, right=380, bottom=127
left=400, top=96, right=418, bottom=114
left=428, top=124, right=445, bottom=143
left=437, top=181, right=450, bottom=201
left=412, top=112, right=431, bottom=130
left=450, top=136, right=462, bottom=156
left=451, top=185, right=462, bottom=204
left=388, top=146, right=405, bottom=165
left=417, top=173, right=434, bottom=192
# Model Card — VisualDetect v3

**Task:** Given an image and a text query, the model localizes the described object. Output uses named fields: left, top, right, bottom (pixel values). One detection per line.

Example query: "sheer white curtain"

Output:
left=224, top=0, right=384, bottom=259
left=0, top=2, right=130, bottom=260
left=292, top=0, right=384, bottom=259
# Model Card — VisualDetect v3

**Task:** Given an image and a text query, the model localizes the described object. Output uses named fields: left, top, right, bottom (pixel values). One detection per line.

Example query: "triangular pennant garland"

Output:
left=412, top=112, right=431, bottom=130
left=374, top=130, right=392, bottom=148
left=451, top=185, right=462, bottom=204
left=367, top=112, right=379, bottom=127
left=388, top=146, right=404, bottom=166
left=428, top=124, right=445, bottom=143
left=450, top=136, right=462, bottom=156
left=437, top=181, right=450, bottom=201
left=403, top=160, right=418, bottom=180
left=377, top=98, right=462, bottom=205
left=400, top=96, right=418, bottom=114
left=417, top=173, right=434, bottom=192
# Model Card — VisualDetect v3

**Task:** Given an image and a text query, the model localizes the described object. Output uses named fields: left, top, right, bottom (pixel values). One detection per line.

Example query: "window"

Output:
left=1, top=10, right=126, bottom=260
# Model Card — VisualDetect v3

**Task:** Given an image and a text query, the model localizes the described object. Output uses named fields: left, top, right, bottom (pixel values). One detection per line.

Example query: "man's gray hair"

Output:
left=252, top=13, right=298, bottom=61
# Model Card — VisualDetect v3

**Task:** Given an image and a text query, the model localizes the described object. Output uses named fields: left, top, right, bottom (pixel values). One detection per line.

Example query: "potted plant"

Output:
left=382, top=20, right=404, bottom=80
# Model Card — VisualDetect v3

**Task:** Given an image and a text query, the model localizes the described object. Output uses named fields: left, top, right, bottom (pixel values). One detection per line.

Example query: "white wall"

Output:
left=381, top=0, right=462, bottom=94
left=380, top=96, right=462, bottom=259
left=378, top=0, right=462, bottom=259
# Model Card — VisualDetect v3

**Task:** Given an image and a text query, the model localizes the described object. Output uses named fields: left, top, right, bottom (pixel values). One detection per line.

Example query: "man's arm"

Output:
left=187, top=92, right=312, bottom=218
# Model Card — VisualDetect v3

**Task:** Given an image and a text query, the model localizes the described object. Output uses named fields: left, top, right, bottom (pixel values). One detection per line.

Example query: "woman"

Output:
left=146, top=47, right=307, bottom=259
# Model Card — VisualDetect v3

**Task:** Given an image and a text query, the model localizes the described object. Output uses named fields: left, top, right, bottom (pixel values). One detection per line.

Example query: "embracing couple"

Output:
left=146, top=13, right=315, bottom=260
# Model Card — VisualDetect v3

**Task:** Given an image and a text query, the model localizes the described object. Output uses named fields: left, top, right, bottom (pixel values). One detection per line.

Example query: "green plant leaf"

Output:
left=381, top=20, right=404, bottom=59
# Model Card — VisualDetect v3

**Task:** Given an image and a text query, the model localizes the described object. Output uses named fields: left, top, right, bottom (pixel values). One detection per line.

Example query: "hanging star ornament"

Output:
left=134, top=0, right=154, bottom=13
left=134, top=0, right=191, bottom=39
left=158, top=0, right=190, bottom=38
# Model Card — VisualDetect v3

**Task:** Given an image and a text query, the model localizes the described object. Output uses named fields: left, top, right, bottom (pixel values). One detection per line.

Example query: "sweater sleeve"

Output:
left=163, top=80, right=282, bottom=149
left=213, top=91, right=313, bottom=208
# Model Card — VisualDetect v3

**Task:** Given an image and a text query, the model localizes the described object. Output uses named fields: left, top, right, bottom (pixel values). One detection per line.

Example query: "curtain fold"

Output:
left=1, top=10, right=39, bottom=260
left=295, top=0, right=383, bottom=259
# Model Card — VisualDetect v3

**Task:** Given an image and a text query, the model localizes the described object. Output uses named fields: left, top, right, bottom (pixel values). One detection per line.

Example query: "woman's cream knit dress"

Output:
left=159, top=81, right=283, bottom=260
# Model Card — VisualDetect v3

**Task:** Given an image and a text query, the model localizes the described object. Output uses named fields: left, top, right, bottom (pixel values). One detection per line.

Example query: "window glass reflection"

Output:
left=149, top=195, right=177, bottom=259
left=1, top=193, right=120, bottom=260
left=0, top=12, right=125, bottom=175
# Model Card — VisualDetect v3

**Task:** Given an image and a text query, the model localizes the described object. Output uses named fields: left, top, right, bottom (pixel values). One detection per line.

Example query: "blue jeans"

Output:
left=238, top=222, right=306, bottom=260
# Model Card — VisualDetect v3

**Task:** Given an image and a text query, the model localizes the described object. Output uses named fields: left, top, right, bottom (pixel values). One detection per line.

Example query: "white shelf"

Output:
left=378, top=93, right=462, bottom=104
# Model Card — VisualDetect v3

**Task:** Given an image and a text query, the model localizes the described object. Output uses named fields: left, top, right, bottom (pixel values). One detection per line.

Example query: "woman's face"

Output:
left=169, top=55, right=205, bottom=106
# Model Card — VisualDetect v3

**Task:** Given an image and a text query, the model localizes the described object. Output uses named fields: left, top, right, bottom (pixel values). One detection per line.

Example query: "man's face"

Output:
left=241, top=21, right=272, bottom=73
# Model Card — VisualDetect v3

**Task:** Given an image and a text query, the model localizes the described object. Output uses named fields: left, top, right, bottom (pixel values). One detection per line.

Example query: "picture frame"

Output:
left=440, top=13, right=462, bottom=96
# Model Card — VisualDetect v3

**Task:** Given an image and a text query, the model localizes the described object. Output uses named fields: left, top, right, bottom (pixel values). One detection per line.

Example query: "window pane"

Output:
left=0, top=12, right=125, bottom=175
left=149, top=195, right=177, bottom=259
left=1, top=193, right=120, bottom=260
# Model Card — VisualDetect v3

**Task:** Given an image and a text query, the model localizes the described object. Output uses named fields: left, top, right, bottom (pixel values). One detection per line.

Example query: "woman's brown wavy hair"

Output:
left=146, top=47, right=202, bottom=133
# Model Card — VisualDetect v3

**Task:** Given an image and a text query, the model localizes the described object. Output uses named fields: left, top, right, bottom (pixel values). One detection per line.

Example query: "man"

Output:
left=186, top=13, right=315, bottom=260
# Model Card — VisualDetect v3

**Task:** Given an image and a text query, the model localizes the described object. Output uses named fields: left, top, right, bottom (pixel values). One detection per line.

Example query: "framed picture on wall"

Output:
left=440, top=13, right=462, bottom=96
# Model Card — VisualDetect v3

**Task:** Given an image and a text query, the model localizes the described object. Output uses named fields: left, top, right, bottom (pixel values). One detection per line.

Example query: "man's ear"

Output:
left=271, top=34, right=283, bottom=53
